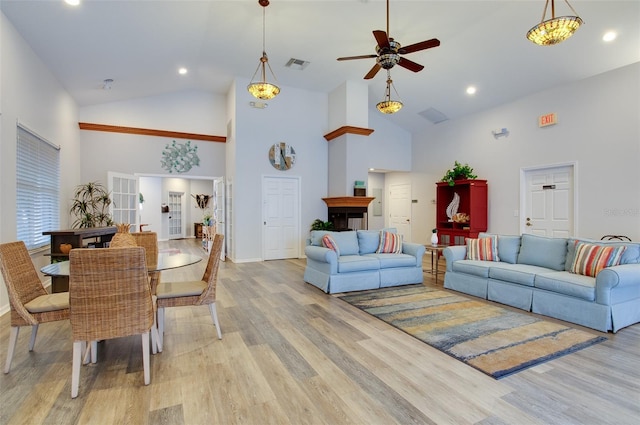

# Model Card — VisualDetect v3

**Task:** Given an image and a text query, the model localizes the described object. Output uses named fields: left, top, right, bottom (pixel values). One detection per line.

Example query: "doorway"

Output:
left=389, top=183, right=412, bottom=241
left=262, top=176, right=300, bottom=260
left=521, top=163, right=576, bottom=237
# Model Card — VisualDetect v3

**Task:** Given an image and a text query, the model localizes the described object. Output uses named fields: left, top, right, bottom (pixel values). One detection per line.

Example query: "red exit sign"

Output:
left=539, top=113, right=557, bottom=127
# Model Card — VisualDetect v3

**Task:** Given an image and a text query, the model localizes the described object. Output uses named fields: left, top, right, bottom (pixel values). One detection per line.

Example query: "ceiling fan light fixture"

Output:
left=247, top=0, right=280, bottom=100
left=377, top=72, right=403, bottom=114
left=527, top=0, right=584, bottom=46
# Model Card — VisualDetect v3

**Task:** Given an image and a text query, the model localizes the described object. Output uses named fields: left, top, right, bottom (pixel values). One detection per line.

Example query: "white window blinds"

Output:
left=16, top=124, right=60, bottom=250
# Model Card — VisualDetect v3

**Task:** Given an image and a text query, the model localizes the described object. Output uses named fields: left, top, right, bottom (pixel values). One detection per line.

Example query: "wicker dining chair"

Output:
left=69, top=246, right=157, bottom=398
left=156, top=233, right=224, bottom=346
left=0, top=241, right=70, bottom=374
left=131, top=231, right=160, bottom=294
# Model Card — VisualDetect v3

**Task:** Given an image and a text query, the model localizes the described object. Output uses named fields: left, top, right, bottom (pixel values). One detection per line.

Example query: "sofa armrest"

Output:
left=443, top=246, right=467, bottom=271
left=305, top=245, right=338, bottom=264
left=595, top=264, right=640, bottom=305
left=402, top=242, right=426, bottom=266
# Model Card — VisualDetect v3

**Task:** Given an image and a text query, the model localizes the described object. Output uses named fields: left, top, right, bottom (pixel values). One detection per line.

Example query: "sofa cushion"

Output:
left=310, top=230, right=331, bottom=246
left=321, top=234, right=340, bottom=256
left=534, top=271, right=596, bottom=301
left=565, top=237, right=640, bottom=269
left=517, top=234, right=567, bottom=271
left=357, top=230, right=380, bottom=254
left=488, top=263, right=554, bottom=287
left=377, top=231, right=403, bottom=254
left=570, top=242, right=626, bottom=277
left=364, top=253, right=416, bottom=268
left=466, top=236, right=499, bottom=261
left=480, top=233, right=521, bottom=264
left=451, top=260, right=492, bottom=278
left=337, top=255, right=380, bottom=273
left=313, top=231, right=359, bottom=255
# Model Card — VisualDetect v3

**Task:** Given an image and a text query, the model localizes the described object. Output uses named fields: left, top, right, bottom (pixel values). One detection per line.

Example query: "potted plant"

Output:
left=310, top=219, right=333, bottom=232
left=69, top=181, right=114, bottom=228
left=441, top=161, right=478, bottom=186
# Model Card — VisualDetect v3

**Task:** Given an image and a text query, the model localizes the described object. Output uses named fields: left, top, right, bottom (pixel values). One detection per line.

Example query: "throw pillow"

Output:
left=466, top=236, right=499, bottom=261
left=571, top=242, right=626, bottom=277
left=376, top=231, right=403, bottom=254
left=322, top=234, right=340, bottom=256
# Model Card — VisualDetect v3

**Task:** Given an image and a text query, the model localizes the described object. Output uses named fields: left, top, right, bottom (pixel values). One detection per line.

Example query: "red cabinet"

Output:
left=436, top=179, right=487, bottom=246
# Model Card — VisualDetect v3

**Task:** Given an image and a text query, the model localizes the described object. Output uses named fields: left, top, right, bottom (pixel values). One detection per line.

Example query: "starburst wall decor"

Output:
left=161, top=140, right=200, bottom=173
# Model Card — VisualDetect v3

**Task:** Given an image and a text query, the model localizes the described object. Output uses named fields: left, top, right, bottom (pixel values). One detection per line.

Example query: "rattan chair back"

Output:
left=69, top=247, right=153, bottom=341
left=0, top=241, right=68, bottom=327
left=131, top=231, right=160, bottom=293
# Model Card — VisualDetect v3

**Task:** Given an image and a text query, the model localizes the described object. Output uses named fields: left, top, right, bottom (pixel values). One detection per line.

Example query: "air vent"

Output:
left=285, top=58, right=310, bottom=70
left=419, top=107, right=449, bottom=124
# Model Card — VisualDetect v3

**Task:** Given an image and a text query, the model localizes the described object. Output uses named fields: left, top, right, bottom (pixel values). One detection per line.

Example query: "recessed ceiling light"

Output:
left=466, top=86, right=477, bottom=95
left=178, top=67, right=188, bottom=75
left=602, top=31, right=617, bottom=42
left=65, top=0, right=80, bottom=6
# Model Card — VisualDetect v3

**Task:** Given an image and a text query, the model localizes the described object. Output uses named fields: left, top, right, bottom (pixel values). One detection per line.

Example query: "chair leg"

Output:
left=82, top=341, right=90, bottom=365
left=71, top=341, right=83, bottom=398
left=157, top=307, right=165, bottom=347
left=91, top=341, right=97, bottom=364
left=209, top=303, right=222, bottom=340
left=141, top=332, right=150, bottom=385
left=28, top=324, right=39, bottom=351
left=151, top=313, right=162, bottom=353
left=4, top=327, right=19, bottom=374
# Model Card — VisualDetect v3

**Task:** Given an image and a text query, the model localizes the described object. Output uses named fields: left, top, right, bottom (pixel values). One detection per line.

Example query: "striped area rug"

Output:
left=338, top=284, right=607, bottom=379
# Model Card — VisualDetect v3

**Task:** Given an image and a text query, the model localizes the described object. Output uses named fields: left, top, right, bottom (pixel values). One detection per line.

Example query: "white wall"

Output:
left=411, top=62, right=640, bottom=242
left=0, top=12, right=82, bottom=314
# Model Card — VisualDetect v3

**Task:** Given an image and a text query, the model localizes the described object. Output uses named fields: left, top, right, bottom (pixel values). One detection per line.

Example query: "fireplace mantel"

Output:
left=322, top=197, right=375, bottom=208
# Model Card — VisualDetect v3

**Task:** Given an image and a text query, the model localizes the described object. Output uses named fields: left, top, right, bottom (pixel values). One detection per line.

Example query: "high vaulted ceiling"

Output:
left=2, top=1, right=639, bottom=135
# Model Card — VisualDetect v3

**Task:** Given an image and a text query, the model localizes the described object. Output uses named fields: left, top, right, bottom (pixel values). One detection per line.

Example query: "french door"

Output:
left=108, top=172, right=138, bottom=231
left=168, top=192, right=184, bottom=239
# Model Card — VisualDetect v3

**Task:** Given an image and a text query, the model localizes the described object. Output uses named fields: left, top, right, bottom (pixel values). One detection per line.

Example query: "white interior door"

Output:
left=168, top=192, right=184, bottom=239
left=108, top=172, right=138, bottom=231
left=522, top=165, right=574, bottom=237
left=262, top=176, right=300, bottom=260
left=213, top=177, right=226, bottom=260
left=389, top=183, right=412, bottom=241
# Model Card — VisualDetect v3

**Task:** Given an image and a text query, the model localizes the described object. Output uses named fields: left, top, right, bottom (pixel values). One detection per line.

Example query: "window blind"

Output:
left=16, top=124, right=60, bottom=250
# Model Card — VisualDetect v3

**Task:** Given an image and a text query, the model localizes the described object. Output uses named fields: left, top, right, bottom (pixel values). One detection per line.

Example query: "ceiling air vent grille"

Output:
left=285, top=58, right=310, bottom=70
left=419, top=107, right=449, bottom=124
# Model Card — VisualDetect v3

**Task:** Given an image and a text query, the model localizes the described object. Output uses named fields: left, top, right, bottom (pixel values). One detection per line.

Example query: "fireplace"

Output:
left=322, top=197, right=375, bottom=231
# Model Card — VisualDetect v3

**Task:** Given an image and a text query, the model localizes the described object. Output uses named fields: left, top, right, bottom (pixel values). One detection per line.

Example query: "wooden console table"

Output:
left=43, top=226, right=117, bottom=292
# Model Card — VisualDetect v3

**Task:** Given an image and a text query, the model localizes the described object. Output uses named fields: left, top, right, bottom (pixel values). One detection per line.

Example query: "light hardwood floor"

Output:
left=1, top=238, right=638, bottom=424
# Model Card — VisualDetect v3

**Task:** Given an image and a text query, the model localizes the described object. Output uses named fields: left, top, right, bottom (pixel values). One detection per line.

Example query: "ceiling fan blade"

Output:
left=337, top=54, right=378, bottom=61
left=397, top=57, right=424, bottom=73
left=373, top=30, right=390, bottom=49
left=400, top=38, right=441, bottom=54
left=364, top=63, right=382, bottom=80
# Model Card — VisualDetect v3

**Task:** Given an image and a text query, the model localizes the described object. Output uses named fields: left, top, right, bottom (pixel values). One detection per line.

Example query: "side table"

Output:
left=424, top=244, right=449, bottom=285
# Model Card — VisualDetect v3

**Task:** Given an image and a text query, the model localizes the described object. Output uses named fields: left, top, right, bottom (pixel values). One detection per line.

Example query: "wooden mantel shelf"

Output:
left=323, top=126, right=374, bottom=141
left=322, top=197, right=375, bottom=207
left=78, top=122, right=226, bottom=143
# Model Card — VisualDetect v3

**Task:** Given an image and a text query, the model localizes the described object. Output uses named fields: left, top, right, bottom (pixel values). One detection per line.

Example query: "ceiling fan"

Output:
left=337, top=0, right=440, bottom=80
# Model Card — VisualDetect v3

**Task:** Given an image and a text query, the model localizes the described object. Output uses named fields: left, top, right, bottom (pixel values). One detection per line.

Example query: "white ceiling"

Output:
left=2, top=1, right=639, bottom=135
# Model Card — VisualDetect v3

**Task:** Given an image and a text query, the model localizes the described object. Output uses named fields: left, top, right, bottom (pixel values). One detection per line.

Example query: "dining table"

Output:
left=41, top=251, right=202, bottom=277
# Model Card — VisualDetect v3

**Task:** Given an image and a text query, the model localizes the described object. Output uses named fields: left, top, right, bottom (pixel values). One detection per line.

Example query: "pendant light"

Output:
left=527, top=0, right=584, bottom=46
left=376, top=70, right=403, bottom=114
left=247, top=0, right=280, bottom=100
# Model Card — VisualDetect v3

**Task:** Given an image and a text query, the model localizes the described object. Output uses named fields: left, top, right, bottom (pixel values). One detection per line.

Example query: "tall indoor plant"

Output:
left=69, top=181, right=114, bottom=228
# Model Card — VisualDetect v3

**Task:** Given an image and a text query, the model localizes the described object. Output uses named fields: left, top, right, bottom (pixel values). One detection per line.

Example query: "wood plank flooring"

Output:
left=1, top=239, right=639, bottom=424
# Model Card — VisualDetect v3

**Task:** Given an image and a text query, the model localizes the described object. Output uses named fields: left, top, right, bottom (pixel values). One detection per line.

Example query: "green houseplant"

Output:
left=310, top=219, right=333, bottom=232
left=69, top=181, right=114, bottom=228
left=441, top=161, right=478, bottom=186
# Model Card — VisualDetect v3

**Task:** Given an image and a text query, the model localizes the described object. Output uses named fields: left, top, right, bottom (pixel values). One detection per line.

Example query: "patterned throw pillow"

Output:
left=466, top=236, right=499, bottom=261
left=322, top=234, right=340, bottom=256
left=571, top=242, right=626, bottom=277
left=376, top=231, right=403, bottom=254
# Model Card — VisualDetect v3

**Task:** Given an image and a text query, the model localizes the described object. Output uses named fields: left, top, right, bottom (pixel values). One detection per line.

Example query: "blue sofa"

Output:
left=443, top=233, right=640, bottom=332
left=304, top=229, right=425, bottom=294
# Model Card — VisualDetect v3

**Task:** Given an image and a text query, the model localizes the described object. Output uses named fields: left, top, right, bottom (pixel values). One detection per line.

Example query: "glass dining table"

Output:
left=41, top=251, right=202, bottom=277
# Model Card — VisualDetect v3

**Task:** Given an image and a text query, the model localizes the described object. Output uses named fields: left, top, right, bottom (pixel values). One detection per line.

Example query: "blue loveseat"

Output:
left=304, top=229, right=425, bottom=294
left=443, top=233, right=640, bottom=332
